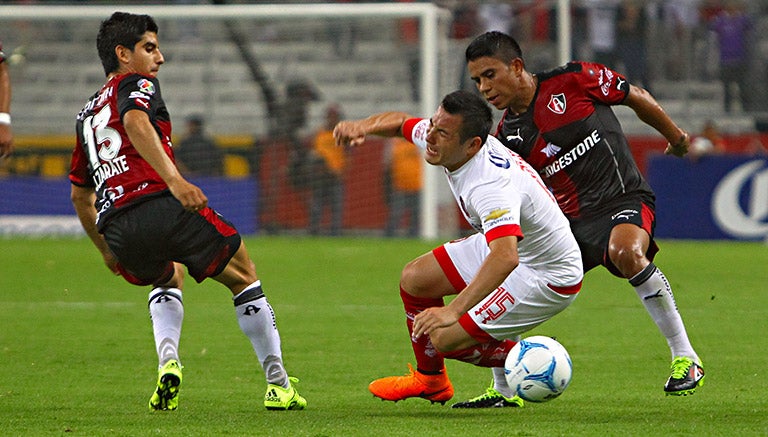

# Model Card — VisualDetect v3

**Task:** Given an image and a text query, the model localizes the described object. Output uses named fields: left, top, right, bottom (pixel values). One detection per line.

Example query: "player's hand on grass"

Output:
left=412, top=306, right=460, bottom=340
left=664, top=131, right=690, bottom=157
left=168, top=178, right=208, bottom=212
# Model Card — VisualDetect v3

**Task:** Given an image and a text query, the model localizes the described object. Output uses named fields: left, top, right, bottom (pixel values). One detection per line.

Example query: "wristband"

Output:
left=0, top=113, right=10, bottom=125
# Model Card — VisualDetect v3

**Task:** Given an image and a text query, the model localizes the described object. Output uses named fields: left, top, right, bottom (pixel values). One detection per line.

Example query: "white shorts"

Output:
left=434, top=233, right=582, bottom=341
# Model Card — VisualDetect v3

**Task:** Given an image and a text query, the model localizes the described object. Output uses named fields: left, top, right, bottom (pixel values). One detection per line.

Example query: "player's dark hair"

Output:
left=440, top=90, right=492, bottom=143
left=97, top=12, right=159, bottom=76
left=465, top=31, right=523, bottom=64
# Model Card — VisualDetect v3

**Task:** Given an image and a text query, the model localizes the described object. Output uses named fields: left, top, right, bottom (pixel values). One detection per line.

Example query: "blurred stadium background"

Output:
left=0, top=0, right=766, bottom=242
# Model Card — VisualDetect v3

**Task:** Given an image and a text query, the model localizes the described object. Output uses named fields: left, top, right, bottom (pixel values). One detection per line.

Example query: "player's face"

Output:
left=122, top=32, right=164, bottom=77
left=467, top=56, right=525, bottom=111
left=424, top=106, right=476, bottom=172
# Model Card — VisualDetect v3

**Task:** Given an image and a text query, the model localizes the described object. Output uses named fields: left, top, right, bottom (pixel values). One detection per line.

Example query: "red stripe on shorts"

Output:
left=547, top=281, right=582, bottom=295
left=640, top=203, right=655, bottom=236
left=432, top=245, right=467, bottom=292
left=200, top=207, right=238, bottom=237
left=458, top=313, right=496, bottom=342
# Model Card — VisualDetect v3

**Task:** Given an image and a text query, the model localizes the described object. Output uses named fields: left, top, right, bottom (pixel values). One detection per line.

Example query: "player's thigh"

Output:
left=173, top=207, right=242, bottom=283
left=401, top=233, right=489, bottom=299
left=212, top=241, right=258, bottom=295
left=103, top=199, right=178, bottom=285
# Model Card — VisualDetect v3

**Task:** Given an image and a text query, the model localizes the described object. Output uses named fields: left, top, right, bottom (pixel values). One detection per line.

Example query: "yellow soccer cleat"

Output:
left=149, top=359, right=183, bottom=411
left=264, top=376, right=307, bottom=410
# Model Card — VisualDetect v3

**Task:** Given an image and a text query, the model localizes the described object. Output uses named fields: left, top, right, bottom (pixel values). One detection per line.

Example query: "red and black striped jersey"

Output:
left=495, top=61, right=653, bottom=219
left=69, top=73, right=173, bottom=229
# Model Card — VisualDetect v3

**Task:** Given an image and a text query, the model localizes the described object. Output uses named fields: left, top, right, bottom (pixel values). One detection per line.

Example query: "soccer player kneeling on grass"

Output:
left=334, top=90, right=583, bottom=407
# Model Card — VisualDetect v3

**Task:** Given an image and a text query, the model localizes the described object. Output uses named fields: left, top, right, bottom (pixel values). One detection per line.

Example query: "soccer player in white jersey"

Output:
left=333, top=90, right=583, bottom=405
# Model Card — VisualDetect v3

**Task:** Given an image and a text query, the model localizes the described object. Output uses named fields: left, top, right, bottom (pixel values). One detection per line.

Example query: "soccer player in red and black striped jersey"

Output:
left=455, top=31, right=704, bottom=406
left=69, top=12, right=305, bottom=412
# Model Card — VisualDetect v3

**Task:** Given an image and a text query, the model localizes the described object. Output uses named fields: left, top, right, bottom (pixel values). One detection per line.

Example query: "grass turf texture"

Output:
left=0, top=236, right=766, bottom=436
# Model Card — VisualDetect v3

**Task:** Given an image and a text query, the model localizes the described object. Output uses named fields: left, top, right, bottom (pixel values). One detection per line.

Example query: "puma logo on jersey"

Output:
left=617, top=77, right=626, bottom=90
left=541, top=142, right=561, bottom=158
left=506, top=128, right=523, bottom=145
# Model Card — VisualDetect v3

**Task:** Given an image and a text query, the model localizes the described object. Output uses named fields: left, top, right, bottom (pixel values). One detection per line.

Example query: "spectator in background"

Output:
left=309, top=104, right=346, bottom=236
left=585, top=0, right=619, bottom=67
left=449, top=3, right=480, bottom=41
left=689, top=119, right=726, bottom=160
left=662, top=0, right=701, bottom=81
left=328, top=0, right=357, bottom=59
left=282, top=79, right=320, bottom=190
left=617, top=0, right=652, bottom=93
left=384, top=137, right=422, bottom=238
left=709, top=0, right=753, bottom=113
left=175, top=115, right=224, bottom=176
left=477, top=1, right=514, bottom=35
left=0, top=40, right=13, bottom=158
left=397, top=0, right=421, bottom=102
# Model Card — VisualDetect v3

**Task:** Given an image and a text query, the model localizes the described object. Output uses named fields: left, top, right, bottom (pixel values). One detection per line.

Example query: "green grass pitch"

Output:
left=0, top=236, right=766, bottom=436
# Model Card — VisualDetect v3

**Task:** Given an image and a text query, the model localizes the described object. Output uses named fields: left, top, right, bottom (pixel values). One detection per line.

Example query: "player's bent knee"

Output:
left=400, top=253, right=451, bottom=298
left=608, top=245, right=647, bottom=278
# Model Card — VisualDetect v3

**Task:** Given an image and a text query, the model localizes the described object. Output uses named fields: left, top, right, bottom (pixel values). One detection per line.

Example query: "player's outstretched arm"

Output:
left=333, top=111, right=413, bottom=147
left=70, top=185, right=119, bottom=275
left=623, top=84, right=689, bottom=157
left=123, top=109, right=208, bottom=211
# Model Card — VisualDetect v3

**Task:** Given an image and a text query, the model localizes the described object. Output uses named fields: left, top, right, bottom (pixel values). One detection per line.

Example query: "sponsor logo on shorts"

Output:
left=611, top=209, right=638, bottom=221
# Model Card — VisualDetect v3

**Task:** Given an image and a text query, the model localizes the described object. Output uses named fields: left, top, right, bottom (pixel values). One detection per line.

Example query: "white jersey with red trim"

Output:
left=404, top=118, right=581, bottom=274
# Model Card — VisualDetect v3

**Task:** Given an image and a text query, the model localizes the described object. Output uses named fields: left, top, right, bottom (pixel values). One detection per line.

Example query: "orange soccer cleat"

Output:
left=368, top=364, right=454, bottom=405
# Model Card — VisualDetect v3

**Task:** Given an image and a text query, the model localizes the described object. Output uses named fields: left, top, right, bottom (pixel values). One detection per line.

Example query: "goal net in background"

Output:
left=0, top=3, right=460, bottom=238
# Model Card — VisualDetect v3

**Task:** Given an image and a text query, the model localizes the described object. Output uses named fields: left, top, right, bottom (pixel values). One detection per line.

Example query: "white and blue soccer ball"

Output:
left=504, top=335, right=572, bottom=402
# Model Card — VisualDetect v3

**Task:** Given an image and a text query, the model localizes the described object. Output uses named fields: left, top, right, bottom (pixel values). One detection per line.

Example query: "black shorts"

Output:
left=103, top=195, right=242, bottom=286
left=569, top=192, right=659, bottom=278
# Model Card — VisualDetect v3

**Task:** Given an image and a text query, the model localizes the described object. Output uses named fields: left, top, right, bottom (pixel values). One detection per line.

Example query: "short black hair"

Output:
left=465, top=31, right=523, bottom=64
left=440, top=90, right=492, bottom=143
left=96, top=12, right=158, bottom=76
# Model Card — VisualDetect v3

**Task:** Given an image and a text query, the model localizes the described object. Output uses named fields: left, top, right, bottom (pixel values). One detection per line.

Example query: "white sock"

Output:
left=630, top=263, right=698, bottom=362
left=492, top=334, right=520, bottom=398
left=492, top=367, right=514, bottom=398
left=233, top=281, right=288, bottom=387
left=148, top=287, right=184, bottom=367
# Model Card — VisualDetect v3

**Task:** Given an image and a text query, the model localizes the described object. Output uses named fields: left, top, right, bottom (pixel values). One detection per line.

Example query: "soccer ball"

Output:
left=504, top=335, right=572, bottom=402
